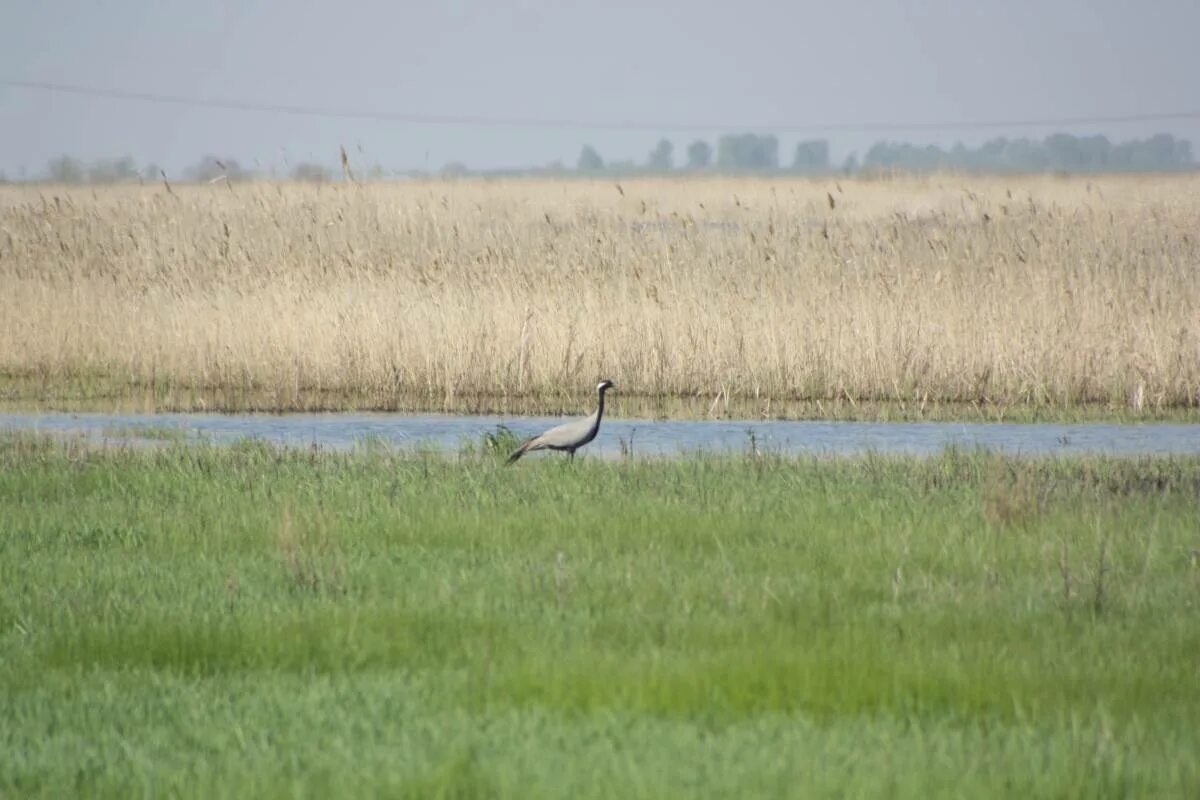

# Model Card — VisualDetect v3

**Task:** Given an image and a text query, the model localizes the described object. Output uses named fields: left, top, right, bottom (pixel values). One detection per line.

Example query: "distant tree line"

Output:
left=32, top=153, right=347, bottom=185
left=573, top=131, right=1193, bottom=175
left=862, top=133, right=1193, bottom=173
left=17, top=131, right=1195, bottom=185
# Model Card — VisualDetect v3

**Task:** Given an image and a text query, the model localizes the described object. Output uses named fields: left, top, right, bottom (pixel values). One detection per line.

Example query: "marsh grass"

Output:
left=478, top=423, right=523, bottom=459
left=2, top=175, right=1198, bottom=418
left=1, top=435, right=1199, bottom=796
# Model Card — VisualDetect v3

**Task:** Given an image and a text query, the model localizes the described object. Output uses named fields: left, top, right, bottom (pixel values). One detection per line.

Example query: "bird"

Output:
left=506, top=380, right=615, bottom=465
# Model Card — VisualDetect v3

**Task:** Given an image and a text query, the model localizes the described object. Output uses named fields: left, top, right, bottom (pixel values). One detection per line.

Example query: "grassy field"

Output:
left=2, top=435, right=1199, bottom=797
left=1, top=174, right=1198, bottom=418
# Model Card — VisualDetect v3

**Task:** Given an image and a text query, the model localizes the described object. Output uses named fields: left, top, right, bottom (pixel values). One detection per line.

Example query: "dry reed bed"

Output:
left=1, top=175, right=1197, bottom=414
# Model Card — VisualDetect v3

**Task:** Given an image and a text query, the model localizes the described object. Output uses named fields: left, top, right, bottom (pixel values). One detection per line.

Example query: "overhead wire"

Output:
left=4, top=78, right=1199, bottom=133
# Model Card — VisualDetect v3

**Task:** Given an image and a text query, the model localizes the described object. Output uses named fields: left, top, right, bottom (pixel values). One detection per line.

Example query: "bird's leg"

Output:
left=568, top=449, right=575, bottom=461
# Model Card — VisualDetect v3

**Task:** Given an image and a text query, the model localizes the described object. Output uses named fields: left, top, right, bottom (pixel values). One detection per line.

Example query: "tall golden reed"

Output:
left=1, top=174, right=1197, bottom=414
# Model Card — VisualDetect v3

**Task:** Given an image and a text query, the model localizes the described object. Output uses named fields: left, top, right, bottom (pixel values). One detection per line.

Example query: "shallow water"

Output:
left=2, top=411, right=1198, bottom=458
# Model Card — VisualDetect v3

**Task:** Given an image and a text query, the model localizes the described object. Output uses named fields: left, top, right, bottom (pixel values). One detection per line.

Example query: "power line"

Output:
left=4, top=77, right=1200, bottom=134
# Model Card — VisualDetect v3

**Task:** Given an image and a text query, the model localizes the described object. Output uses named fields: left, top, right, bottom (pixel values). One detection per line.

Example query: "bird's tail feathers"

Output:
left=505, top=437, right=536, bottom=466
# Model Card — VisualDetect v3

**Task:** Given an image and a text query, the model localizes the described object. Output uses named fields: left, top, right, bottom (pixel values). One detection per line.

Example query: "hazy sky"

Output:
left=2, top=0, right=1198, bottom=176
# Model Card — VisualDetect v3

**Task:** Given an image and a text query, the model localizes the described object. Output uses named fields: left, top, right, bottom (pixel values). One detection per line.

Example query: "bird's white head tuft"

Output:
left=597, top=379, right=615, bottom=393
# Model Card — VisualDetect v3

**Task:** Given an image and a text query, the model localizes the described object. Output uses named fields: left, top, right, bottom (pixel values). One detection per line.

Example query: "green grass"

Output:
left=1, top=435, right=1199, bottom=798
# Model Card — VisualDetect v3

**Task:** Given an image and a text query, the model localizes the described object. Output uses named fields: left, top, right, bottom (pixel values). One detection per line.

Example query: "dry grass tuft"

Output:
left=275, top=505, right=344, bottom=596
left=2, top=175, right=1198, bottom=415
left=981, top=458, right=1042, bottom=528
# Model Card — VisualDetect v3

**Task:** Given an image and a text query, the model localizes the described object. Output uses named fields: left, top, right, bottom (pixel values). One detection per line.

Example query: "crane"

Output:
left=506, top=380, right=615, bottom=465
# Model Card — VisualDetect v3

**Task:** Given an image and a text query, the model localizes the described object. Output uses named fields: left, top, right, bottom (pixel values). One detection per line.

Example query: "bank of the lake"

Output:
left=3, top=375, right=1200, bottom=424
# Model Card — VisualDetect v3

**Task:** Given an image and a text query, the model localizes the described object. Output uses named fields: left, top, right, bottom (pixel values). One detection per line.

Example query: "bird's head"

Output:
left=597, top=379, right=615, bottom=394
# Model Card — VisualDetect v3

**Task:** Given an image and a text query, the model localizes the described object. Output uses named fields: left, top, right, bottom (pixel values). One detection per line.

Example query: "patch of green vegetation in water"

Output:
left=97, top=424, right=189, bottom=442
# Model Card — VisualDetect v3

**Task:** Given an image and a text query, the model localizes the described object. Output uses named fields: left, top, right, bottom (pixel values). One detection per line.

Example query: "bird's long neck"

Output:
left=595, top=387, right=607, bottom=421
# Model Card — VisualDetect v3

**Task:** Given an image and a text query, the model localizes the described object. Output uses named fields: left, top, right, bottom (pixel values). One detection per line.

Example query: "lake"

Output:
left=2, top=411, right=1198, bottom=458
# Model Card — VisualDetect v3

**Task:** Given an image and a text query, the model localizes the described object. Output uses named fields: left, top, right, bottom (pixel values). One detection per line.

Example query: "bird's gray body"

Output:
left=506, top=380, right=614, bottom=464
